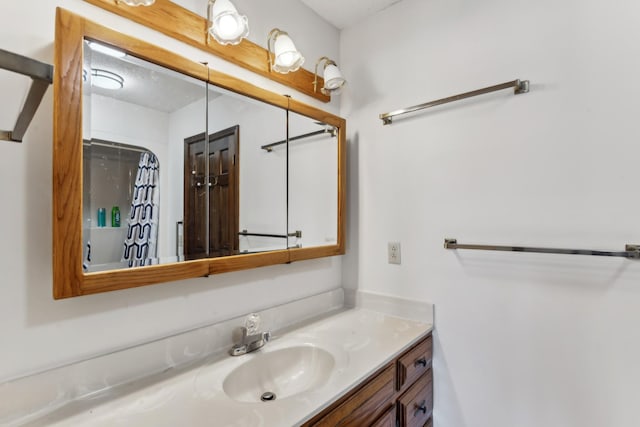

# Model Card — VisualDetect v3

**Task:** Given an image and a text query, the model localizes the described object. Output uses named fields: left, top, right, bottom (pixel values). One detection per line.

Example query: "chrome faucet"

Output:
left=229, top=327, right=271, bottom=356
left=230, top=313, right=271, bottom=356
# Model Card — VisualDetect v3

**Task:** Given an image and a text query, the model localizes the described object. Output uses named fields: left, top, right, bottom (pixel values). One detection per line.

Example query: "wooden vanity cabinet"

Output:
left=303, top=332, right=433, bottom=427
left=371, top=406, right=396, bottom=427
left=397, top=373, right=433, bottom=427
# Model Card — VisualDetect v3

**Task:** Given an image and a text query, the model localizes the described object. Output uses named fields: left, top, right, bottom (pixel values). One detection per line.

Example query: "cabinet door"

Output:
left=310, top=365, right=395, bottom=426
left=397, top=372, right=433, bottom=427
left=371, top=405, right=396, bottom=427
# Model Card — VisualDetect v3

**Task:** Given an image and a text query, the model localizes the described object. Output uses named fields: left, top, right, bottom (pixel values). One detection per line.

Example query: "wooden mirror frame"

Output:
left=53, top=8, right=346, bottom=299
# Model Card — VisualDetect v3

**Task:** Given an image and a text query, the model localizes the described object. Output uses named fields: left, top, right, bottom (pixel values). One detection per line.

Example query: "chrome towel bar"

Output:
left=261, top=127, right=337, bottom=152
left=380, top=79, right=529, bottom=125
left=239, top=230, right=302, bottom=239
left=0, top=48, right=53, bottom=142
left=444, top=238, right=640, bottom=259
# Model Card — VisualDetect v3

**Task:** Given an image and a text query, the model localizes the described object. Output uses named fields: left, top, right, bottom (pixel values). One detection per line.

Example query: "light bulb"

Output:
left=278, top=52, right=296, bottom=67
left=217, top=14, right=239, bottom=37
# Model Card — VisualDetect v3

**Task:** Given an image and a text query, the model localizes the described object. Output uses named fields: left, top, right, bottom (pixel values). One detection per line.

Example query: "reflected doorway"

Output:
left=184, top=125, right=239, bottom=259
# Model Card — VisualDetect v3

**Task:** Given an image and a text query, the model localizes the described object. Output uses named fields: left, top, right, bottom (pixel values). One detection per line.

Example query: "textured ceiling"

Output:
left=88, top=47, right=207, bottom=113
left=299, top=0, right=405, bottom=30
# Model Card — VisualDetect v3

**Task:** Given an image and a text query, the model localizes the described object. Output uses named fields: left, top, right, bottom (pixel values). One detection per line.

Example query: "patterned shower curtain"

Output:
left=123, top=152, right=160, bottom=267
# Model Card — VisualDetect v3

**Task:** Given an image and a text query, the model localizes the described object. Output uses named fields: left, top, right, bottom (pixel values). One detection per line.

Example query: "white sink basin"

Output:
left=222, top=345, right=335, bottom=403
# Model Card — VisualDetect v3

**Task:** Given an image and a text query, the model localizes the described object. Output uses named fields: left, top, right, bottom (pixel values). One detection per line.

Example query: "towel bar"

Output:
left=444, top=238, right=640, bottom=259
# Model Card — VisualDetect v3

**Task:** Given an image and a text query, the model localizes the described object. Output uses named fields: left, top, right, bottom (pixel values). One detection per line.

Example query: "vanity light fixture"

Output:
left=313, top=56, right=346, bottom=95
left=207, top=0, right=249, bottom=45
left=116, top=0, right=155, bottom=6
left=267, top=28, right=304, bottom=74
left=90, top=69, right=124, bottom=90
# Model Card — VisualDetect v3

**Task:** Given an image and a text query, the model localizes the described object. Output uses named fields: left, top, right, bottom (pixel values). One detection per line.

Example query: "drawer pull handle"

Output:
left=414, top=358, right=428, bottom=368
left=414, top=400, right=427, bottom=417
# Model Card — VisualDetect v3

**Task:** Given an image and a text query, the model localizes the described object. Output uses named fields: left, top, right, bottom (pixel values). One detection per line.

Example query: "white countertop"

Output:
left=25, top=308, right=432, bottom=427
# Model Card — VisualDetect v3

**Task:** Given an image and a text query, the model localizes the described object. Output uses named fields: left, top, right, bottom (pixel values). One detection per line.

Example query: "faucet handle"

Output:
left=245, top=313, right=261, bottom=335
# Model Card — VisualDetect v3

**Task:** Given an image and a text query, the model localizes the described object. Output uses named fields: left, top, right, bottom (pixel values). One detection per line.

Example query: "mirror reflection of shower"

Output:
left=83, top=140, right=159, bottom=271
left=82, top=37, right=209, bottom=272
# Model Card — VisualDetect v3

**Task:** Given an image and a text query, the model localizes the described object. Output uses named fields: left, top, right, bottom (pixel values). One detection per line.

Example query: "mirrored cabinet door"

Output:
left=287, top=111, right=339, bottom=249
left=81, top=40, right=289, bottom=273
left=206, top=85, right=288, bottom=255
left=82, top=40, right=208, bottom=272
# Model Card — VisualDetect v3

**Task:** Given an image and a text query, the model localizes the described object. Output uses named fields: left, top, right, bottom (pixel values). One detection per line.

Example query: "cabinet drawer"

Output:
left=311, top=364, right=395, bottom=426
left=371, top=405, right=396, bottom=427
left=397, top=370, right=433, bottom=427
left=397, top=335, right=432, bottom=391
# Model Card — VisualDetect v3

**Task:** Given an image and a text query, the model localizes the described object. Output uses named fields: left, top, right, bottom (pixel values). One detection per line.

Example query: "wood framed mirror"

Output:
left=53, top=8, right=345, bottom=299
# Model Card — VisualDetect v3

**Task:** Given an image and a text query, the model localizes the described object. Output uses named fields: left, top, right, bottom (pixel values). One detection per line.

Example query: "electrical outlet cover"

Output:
left=388, top=242, right=401, bottom=264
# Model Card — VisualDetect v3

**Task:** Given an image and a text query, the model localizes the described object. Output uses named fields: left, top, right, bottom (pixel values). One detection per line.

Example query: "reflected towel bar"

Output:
left=379, top=79, right=529, bottom=125
left=239, top=230, right=302, bottom=239
left=444, top=238, right=640, bottom=259
left=261, top=127, right=337, bottom=152
left=0, top=48, right=53, bottom=142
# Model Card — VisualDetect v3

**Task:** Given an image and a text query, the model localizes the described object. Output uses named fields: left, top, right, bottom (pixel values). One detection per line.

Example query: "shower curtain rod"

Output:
left=0, top=49, right=53, bottom=142
left=83, top=139, right=150, bottom=154
left=261, top=127, right=337, bottom=152
left=379, top=79, right=530, bottom=125
left=444, top=238, right=640, bottom=259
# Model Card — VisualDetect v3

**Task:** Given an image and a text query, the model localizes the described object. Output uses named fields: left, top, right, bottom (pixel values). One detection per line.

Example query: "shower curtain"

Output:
left=123, top=152, right=160, bottom=267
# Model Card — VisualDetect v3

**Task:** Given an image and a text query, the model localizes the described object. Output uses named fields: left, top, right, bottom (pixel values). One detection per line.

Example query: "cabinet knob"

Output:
left=414, top=400, right=427, bottom=417
left=414, top=357, right=428, bottom=368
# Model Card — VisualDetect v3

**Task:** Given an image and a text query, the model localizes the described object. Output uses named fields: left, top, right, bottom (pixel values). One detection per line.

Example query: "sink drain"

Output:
left=261, top=391, right=276, bottom=402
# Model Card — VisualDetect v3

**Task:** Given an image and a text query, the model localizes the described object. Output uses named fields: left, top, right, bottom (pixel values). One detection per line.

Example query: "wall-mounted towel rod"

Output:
left=0, top=49, right=53, bottom=142
left=444, top=238, right=640, bottom=259
left=261, top=127, right=337, bottom=152
left=379, top=79, right=529, bottom=125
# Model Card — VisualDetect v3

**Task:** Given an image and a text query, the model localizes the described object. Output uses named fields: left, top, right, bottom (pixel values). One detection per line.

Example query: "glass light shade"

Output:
left=272, top=33, right=304, bottom=73
left=91, top=69, right=124, bottom=90
left=322, top=63, right=346, bottom=94
left=208, top=0, right=249, bottom=45
left=118, top=0, right=155, bottom=6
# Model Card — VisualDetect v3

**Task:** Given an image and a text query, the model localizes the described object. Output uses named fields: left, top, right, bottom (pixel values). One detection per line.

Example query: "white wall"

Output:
left=0, top=0, right=341, bottom=382
left=340, top=0, right=640, bottom=426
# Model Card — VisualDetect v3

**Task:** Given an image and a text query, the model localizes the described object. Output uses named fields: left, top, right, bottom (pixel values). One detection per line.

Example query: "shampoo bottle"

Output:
left=97, top=208, right=106, bottom=227
left=111, top=206, right=121, bottom=227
